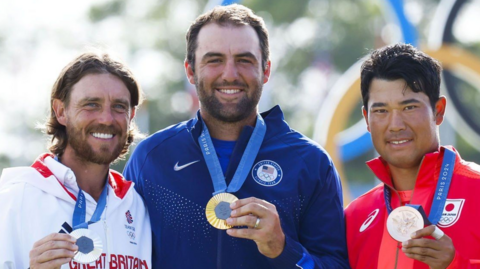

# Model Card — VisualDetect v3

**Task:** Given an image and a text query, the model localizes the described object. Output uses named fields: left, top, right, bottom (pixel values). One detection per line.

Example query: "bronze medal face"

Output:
left=70, top=228, right=103, bottom=264
left=206, top=193, right=238, bottom=229
left=386, top=206, right=424, bottom=242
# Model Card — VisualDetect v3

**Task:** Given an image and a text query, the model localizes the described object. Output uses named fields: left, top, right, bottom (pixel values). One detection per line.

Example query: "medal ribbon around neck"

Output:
left=72, top=178, right=109, bottom=230
left=199, top=115, right=266, bottom=196
left=383, top=148, right=456, bottom=225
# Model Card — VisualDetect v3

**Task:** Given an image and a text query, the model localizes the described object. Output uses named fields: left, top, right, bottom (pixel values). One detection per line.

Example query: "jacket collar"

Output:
left=187, top=105, right=290, bottom=143
left=366, top=146, right=460, bottom=190
left=31, top=153, right=132, bottom=200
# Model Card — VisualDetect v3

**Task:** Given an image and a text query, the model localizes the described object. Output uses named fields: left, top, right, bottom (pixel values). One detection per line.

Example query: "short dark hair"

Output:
left=44, top=50, right=143, bottom=159
left=361, top=43, right=442, bottom=111
left=185, top=4, right=269, bottom=72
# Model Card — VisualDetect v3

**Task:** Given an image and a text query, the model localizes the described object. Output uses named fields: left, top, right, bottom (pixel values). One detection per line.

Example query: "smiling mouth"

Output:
left=92, top=133, right=114, bottom=139
left=389, top=139, right=410, bottom=145
left=217, top=89, right=242, bottom=94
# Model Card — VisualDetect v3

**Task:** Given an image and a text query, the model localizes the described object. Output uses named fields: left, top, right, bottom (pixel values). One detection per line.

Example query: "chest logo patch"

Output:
left=252, top=160, right=283, bottom=187
left=438, top=199, right=465, bottom=228
left=360, top=209, right=379, bottom=232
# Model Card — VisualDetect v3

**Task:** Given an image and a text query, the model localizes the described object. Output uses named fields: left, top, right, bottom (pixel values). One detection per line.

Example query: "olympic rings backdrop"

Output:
left=313, top=0, right=480, bottom=204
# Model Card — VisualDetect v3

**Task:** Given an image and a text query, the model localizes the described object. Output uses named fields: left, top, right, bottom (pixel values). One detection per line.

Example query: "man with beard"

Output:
left=0, top=51, right=151, bottom=268
left=124, top=4, right=348, bottom=269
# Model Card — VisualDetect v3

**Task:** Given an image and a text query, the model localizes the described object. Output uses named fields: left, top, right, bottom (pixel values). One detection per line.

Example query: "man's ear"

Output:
left=52, top=99, right=67, bottom=126
left=434, top=96, right=447, bottom=125
left=362, top=106, right=371, bottom=132
left=263, top=61, right=271, bottom=84
left=185, top=60, right=195, bottom=85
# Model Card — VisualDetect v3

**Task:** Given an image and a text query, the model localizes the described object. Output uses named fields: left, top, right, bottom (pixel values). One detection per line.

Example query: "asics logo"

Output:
left=360, top=209, right=379, bottom=232
left=174, top=160, right=200, bottom=171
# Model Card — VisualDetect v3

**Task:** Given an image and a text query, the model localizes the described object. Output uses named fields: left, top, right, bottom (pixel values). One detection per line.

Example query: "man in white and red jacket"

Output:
left=346, top=44, right=480, bottom=269
left=0, top=51, right=151, bottom=268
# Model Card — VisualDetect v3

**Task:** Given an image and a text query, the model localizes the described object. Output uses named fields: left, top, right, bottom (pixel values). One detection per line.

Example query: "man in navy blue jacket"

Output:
left=124, top=4, right=348, bottom=269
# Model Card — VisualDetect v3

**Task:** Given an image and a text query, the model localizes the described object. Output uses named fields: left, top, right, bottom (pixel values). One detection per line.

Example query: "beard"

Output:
left=195, top=75, right=263, bottom=123
left=66, top=123, right=126, bottom=165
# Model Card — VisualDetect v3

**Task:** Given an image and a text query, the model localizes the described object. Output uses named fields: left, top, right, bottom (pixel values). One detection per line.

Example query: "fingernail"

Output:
left=410, top=232, right=416, bottom=238
left=226, top=229, right=232, bottom=235
left=402, top=241, right=409, bottom=247
left=226, top=218, right=232, bottom=224
left=231, top=210, right=236, bottom=215
left=230, top=202, right=236, bottom=208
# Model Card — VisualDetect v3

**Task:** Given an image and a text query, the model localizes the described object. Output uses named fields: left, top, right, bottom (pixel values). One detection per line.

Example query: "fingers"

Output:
left=411, top=225, right=436, bottom=239
left=226, top=214, right=258, bottom=228
left=29, top=233, right=77, bottom=267
left=230, top=197, right=273, bottom=218
left=32, top=233, right=76, bottom=248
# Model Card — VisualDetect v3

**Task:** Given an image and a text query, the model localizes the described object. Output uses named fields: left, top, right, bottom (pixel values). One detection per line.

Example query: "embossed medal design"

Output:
left=387, top=206, right=424, bottom=242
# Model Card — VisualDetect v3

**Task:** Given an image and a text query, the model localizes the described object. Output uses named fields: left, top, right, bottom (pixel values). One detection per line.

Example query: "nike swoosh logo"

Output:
left=174, top=160, right=200, bottom=171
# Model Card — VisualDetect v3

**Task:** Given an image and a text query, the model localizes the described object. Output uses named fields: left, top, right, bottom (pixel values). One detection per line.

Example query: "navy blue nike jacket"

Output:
left=124, top=106, right=349, bottom=269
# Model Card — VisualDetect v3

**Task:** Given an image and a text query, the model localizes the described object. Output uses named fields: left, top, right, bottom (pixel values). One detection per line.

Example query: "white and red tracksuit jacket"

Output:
left=346, top=146, right=480, bottom=269
left=0, top=153, right=151, bottom=269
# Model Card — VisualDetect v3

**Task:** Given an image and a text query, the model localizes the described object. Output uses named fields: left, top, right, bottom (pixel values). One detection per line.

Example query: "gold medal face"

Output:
left=386, top=206, right=424, bottom=242
left=206, top=193, right=238, bottom=229
left=70, top=228, right=103, bottom=264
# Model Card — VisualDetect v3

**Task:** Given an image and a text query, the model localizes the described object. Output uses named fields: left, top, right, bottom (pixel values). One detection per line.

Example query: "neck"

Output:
left=389, top=165, right=419, bottom=191
left=201, top=111, right=257, bottom=141
left=61, top=147, right=109, bottom=201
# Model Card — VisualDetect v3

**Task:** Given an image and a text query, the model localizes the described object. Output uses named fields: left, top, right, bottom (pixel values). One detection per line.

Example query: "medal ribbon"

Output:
left=383, top=148, right=456, bottom=225
left=199, top=115, right=266, bottom=195
left=72, top=178, right=109, bottom=230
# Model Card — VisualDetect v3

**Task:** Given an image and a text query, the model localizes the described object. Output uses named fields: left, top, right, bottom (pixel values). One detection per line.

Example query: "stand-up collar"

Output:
left=366, top=146, right=460, bottom=190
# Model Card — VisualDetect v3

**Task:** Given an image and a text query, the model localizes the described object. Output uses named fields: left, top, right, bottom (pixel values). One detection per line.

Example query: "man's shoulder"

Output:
left=345, top=183, right=384, bottom=216
left=134, top=120, right=191, bottom=155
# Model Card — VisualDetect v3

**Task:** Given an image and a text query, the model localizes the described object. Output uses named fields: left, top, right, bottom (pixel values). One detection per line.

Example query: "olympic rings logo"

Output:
left=440, top=217, right=454, bottom=222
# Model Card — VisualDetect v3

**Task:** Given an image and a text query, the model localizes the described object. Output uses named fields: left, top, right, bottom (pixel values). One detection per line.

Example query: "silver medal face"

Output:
left=386, top=206, right=424, bottom=242
left=70, top=229, right=103, bottom=264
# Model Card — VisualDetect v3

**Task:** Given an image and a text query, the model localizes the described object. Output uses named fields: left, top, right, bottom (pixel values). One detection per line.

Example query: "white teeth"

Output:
left=92, top=133, right=113, bottom=139
left=218, top=89, right=241, bottom=94
left=391, top=140, right=409, bottom=144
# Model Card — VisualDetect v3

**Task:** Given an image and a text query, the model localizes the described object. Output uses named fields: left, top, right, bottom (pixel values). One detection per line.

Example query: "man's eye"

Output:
left=86, top=103, right=98, bottom=108
left=404, top=105, right=416, bottom=110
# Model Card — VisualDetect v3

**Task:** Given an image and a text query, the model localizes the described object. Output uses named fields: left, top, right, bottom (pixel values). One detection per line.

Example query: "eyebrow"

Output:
left=370, top=98, right=421, bottom=108
left=201, top=52, right=258, bottom=61
left=80, top=97, right=131, bottom=106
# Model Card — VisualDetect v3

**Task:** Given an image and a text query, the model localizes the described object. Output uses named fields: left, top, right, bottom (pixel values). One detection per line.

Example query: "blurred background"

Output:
left=1, top=0, right=479, bottom=204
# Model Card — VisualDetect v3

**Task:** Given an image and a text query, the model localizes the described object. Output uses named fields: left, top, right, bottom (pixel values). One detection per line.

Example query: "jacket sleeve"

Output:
left=0, top=182, right=28, bottom=269
left=267, top=160, right=350, bottom=269
left=446, top=251, right=480, bottom=269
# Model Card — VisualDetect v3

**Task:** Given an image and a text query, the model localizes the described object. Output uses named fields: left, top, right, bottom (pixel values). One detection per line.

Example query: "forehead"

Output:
left=69, top=73, right=131, bottom=103
left=368, top=78, right=430, bottom=105
left=195, top=23, right=261, bottom=59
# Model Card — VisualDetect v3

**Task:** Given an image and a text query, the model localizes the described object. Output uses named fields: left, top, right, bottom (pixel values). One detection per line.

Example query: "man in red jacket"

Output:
left=345, top=43, right=480, bottom=269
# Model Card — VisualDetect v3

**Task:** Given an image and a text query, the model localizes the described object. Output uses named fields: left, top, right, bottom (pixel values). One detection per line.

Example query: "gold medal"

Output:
left=205, top=193, right=238, bottom=229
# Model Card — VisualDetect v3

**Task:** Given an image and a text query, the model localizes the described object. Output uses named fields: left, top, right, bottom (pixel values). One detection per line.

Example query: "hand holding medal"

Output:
left=225, top=197, right=286, bottom=259
left=29, top=233, right=77, bottom=268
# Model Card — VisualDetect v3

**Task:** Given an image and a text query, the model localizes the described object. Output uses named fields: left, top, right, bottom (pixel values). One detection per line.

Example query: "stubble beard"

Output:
left=66, top=123, right=126, bottom=165
left=195, top=75, right=263, bottom=123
